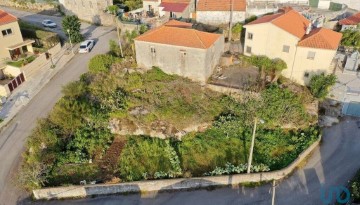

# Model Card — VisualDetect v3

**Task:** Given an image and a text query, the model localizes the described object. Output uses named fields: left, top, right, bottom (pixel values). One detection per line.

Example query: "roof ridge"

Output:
left=193, top=29, right=206, bottom=49
left=0, top=9, right=18, bottom=20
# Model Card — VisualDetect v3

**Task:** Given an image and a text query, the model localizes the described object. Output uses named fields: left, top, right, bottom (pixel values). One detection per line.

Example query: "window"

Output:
left=247, top=33, right=253, bottom=40
left=304, top=72, right=310, bottom=78
left=246, top=46, right=252, bottom=54
left=282, top=45, right=290, bottom=53
left=307, top=51, right=316, bottom=60
left=2, top=29, right=12, bottom=36
left=150, top=46, right=156, bottom=55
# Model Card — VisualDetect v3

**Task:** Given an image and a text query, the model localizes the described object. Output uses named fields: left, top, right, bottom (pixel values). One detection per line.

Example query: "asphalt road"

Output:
left=0, top=7, right=98, bottom=39
left=0, top=7, right=117, bottom=205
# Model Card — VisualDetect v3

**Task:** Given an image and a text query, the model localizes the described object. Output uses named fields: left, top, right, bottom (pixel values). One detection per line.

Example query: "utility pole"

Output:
left=228, top=0, right=234, bottom=50
left=271, top=180, right=276, bottom=205
left=115, top=17, right=124, bottom=58
left=247, top=117, right=257, bottom=173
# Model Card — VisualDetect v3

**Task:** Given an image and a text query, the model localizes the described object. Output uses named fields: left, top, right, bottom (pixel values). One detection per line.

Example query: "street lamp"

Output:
left=67, top=29, right=74, bottom=54
left=247, top=117, right=265, bottom=174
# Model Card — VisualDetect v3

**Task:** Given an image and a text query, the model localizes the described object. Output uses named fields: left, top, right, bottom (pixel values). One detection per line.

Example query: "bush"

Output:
left=88, top=54, right=121, bottom=73
left=109, top=40, right=122, bottom=57
left=309, top=73, right=336, bottom=99
left=119, top=137, right=175, bottom=181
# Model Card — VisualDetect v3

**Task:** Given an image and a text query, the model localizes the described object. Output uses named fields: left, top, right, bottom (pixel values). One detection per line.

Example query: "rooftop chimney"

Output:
left=306, top=23, right=312, bottom=35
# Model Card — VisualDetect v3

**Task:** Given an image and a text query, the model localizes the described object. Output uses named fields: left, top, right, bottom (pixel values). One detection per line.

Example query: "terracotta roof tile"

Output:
left=165, top=19, right=193, bottom=28
left=339, top=12, right=360, bottom=25
left=298, top=28, right=342, bottom=50
left=159, top=2, right=189, bottom=12
left=197, top=0, right=246, bottom=11
left=162, top=0, right=191, bottom=3
left=247, top=8, right=310, bottom=38
left=0, top=9, right=18, bottom=26
left=135, top=22, right=221, bottom=49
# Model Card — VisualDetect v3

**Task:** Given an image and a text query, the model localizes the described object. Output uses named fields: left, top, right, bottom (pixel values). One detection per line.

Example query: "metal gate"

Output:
left=7, top=72, right=25, bottom=92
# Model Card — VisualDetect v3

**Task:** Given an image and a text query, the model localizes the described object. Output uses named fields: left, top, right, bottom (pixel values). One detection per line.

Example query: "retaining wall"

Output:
left=0, top=0, right=57, bottom=12
left=33, top=137, right=321, bottom=200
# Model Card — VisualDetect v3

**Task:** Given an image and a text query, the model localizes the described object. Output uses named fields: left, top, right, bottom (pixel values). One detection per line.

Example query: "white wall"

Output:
left=196, top=11, right=245, bottom=25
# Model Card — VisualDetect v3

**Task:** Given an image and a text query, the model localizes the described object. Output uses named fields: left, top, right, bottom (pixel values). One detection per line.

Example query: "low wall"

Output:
left=32, top=136, right=321, bottom=200
left=0, top=0, right=57, bottom=12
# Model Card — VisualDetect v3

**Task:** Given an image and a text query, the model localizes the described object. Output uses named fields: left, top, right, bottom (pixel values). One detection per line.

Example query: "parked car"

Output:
left=79, top=40, right=95, bottom=53
left=42, top=20, right=57, bottom=28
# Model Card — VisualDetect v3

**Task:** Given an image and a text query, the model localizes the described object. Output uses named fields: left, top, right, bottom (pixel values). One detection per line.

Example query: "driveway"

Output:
left=0, top=9, right=117, bottom=205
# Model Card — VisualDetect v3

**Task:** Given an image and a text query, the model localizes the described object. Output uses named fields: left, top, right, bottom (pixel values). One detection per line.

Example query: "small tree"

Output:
left=62, top=15, right=83, bottom=43
left=271, top=58, right=287, bottom=83
left=249, top=55, right=273, bottom=87
left=231, top=23, right=243, bottom=40
left=139, top=24, right=148, bottom=34
left=124, top=30, right=139, bottom=56
left=107, top=5, right=118, bottom=15
left=109, top=39, right=122, bottom=57
left=309, top=73, right=336, bottom=99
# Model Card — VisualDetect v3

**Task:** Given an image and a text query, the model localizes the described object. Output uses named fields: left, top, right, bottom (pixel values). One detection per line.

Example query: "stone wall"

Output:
left=196, top=11, right=246, bottom=25
left=0, top=0, right=57, bottom=12
left=59, top=0, right=114, bottom=26
left=32, top=137, right=321, bottom=200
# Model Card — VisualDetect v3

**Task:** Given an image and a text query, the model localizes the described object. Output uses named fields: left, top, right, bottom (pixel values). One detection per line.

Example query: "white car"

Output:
left=42, top=19, right=57, bottom=28
left=79, top=40, right=95, bottom=53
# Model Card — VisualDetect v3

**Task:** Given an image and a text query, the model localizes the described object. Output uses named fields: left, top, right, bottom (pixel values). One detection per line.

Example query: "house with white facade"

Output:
left=196, top=0, right=246, bottom=25
left=142, top=0, right=195, bottom=18
left=135, top=20, right=224, bottom=82
left=338, top=12, right=360, bottom=31
left=243, top=7, right=342, bottom=85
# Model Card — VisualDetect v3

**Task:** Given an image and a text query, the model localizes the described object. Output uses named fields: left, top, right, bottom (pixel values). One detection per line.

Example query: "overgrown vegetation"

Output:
left=341, top=30, right=360, bottom=47
left=350, top=169, right=360, bottom=203
left=18, top=51, right=319, bottom=190
left=309, top=73, right=336, bottom=100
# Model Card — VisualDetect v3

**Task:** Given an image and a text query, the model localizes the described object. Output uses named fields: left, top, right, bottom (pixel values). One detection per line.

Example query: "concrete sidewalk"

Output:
left=0, top=45, right=76, bottom=129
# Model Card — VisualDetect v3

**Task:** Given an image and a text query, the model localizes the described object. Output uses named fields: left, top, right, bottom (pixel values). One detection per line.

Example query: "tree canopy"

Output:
left=62, top=15, right=83, bottom=43
left=309, top=73, right=336, bottom=99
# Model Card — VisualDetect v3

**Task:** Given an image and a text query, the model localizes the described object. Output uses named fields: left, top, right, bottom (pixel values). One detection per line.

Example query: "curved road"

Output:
left=0, top=7, right=117, bottom=205
left=1, top=7, right=360, bottom=205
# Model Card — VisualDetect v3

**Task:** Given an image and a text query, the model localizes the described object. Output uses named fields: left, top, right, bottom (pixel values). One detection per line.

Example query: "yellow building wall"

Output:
left=0, top=21, right=24, bottom=60
left=291, top=47, right=336, bottom=85
left=243, top=23, right=337, bottom=85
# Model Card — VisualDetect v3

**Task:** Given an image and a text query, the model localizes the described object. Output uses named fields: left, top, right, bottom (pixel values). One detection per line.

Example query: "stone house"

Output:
left=135, top=20, right=224, bottom=82
left=338, top=12, right=360, bottom=31
left=243, top=7, right=342, bottom=85
left=58, top=0, right=114, bottom=25
left=196, top=0, right=246, bottom=25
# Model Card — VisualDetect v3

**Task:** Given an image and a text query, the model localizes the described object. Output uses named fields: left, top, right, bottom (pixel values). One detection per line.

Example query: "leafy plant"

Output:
left=88, top=54, right=121, bottom=73
left=341, top=30, right=360, bottom=47
left=62, top=15, right=83, bottom=43
left=309, top=73, right=336, bottom=99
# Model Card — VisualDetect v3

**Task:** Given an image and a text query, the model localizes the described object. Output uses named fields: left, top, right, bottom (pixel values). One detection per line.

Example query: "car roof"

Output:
left=81, top=40, right=93, bottom=45
left=44, top=19, right=53, bottom=22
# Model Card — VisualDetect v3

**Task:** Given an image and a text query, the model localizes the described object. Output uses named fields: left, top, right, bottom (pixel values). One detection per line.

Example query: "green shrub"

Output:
left=119, top=137, right=175, bottom=181
left=309, top=73, right=336, bottom=99
left=88, top=54, right=121, bottom=73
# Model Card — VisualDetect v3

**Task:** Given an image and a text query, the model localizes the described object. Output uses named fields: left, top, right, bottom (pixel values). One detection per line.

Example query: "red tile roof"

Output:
left=159, top=2, right=189, bottom=12
left=339, top=12, right=360, bottom=25
left=135, top=23, right=222, bottom=49
left=162, top=0, right=191, bottom=2
left=298, top=28, right=342, bottom=50
left=247, top=8, right=310, bottom=38
left=0, top=9, right=18, bottom=26
left=197, top=0, right=246, bottom=11
left=165, top=19, right=192, bottom=28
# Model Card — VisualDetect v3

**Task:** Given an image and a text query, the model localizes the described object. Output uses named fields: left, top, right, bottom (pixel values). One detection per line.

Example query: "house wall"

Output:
left=135, top=38, right=224, bottom=82
left=243, top=23, right=299, bottom=74
left=196, top=11, right=246, bottom=25
left=291, top=47, right=336, bottom=85
left=143, top=0, right=162, bottom=14
left=243, top=23, right=336, bottom=85
left=204, top=36, right=225, bottom=78
left=60, top=0, right=114, bottom=25
left=0, top=21, right=23, bottom=61
left=341, top=24, right=357, bottom=31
